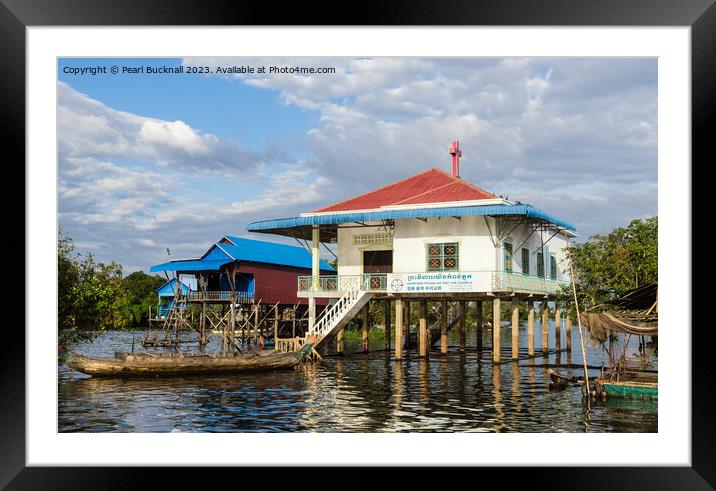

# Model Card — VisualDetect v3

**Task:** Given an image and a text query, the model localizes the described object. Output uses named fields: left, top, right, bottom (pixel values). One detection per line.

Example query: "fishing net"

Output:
left=583, top=312, right=658, bottom=344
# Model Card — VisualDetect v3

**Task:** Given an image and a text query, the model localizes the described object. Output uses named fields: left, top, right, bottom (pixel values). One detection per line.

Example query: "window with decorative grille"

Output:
left=426, top=242, right=459, bottom=271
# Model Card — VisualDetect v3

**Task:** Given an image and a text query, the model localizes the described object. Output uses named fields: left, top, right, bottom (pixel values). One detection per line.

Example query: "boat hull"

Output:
left=599, top=381, right=658, bottom=399
left=64, top=350, right=307, bottom=378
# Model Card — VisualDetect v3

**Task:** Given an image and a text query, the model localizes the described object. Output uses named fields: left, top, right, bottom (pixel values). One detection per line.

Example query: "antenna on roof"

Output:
left=449, top=140, right=462, bottom=178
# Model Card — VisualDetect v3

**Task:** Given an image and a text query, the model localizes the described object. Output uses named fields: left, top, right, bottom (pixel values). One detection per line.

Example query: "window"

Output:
left=521, top=248, right=530, bottom=275
left=550, top=255, right=557, bottom=280
left=426, top=242, right=459, bottom=271
left=536, top=252, right=545, bottom=278
left=503, top=242, right=513, bottom=272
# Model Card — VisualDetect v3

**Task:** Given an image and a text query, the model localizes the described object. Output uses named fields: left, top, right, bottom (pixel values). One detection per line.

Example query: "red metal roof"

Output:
left=314, top=168, right=496, bottom=213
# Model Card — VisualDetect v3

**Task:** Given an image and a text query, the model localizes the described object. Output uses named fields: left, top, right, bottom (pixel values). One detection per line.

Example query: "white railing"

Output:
left=299, top=271, right=568, bottom=296
left=296, top=274, right=387, bottom=293
left=308, top=284, right=365, bottom=338
left=491, top=271, right=569, bottom=294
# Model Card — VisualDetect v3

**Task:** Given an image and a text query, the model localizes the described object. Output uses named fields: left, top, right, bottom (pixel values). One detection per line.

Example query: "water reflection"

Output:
left=58, top=330, right=657, bottom=433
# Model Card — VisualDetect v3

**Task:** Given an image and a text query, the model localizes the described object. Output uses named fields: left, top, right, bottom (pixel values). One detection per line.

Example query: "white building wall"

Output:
left=336, top=215, right=572, bottom=282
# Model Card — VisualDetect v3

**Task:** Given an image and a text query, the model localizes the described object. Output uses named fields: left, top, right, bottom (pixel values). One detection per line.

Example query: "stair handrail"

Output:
left=308, top=282, right=362, bottom=337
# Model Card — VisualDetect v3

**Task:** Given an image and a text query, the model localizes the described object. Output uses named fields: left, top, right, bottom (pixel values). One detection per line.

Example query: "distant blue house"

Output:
left=156, top=278, right=193, bottom=318
left=149, top=235, right=334, bottom=306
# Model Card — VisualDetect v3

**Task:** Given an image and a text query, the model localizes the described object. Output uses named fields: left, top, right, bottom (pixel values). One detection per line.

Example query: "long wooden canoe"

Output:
left=64, top=344, right=311, bottom=378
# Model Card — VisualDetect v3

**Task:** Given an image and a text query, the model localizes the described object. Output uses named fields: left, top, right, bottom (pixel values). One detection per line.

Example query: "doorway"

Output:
left=363, top=250, right=393, bottom=274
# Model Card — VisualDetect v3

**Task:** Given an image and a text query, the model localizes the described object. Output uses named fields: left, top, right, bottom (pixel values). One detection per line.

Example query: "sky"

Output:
left=57, top=57, right=657, bottom=273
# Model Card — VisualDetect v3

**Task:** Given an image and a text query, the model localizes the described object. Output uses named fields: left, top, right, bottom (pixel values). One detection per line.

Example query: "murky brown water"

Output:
left=58, top=323, right=657, bottom=432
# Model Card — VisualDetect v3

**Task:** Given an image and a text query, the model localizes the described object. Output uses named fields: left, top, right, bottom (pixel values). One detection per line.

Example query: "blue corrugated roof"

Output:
left=221, top=236, right=334, bottom=271
left=155, top=278, right=193, bottom=295
left=246, top=204, right=576, bottom=233
left=149, top=237, right=335, bottom=273
left=149, top=259, right=231, bottom=273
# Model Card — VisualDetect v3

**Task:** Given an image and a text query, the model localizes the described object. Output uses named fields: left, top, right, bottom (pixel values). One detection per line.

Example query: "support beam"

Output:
left=555, top=304, right=561, bottom=352
left=511, top=297, right=519, bottom=360
left=527, top=300, right=535, bottom=357
left=493, top=297, right=501, bottom=364
left=541, top=301, right=549, bottom=354
left=440, top=299, right=448, bottom=354
left=308, top=224, right=320, bottom=331
left=459, top=301, right=466, bottom=352
left=565, top=313, right=572, bottom=351
left=384, top=300, right=391, bottom=351
left=419, top=299, right=428, bottom=358
left=395, top=299, right=404, bottom=360
left=362, top=303, right=370, bottom=353
left=475, top=300, right=483, bottom=352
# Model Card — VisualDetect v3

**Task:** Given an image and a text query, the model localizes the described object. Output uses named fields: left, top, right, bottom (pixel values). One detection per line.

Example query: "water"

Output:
left=58, top=323, right=657, bottom=432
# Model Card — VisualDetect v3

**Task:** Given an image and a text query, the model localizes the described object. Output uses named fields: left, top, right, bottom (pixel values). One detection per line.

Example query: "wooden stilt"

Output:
left=384, top=300, right=391, bottom=351
left=493, top=297, right=501, bottom=364
left=565, top=314, right=572, bottom=351
left=362, top=303, right=370, bottom=353
left=254, top=304, right=259, bottom=353
left=419, top=299, right=428, bottom=358
left=511, top=296, right=519, bottom=360
left=555, top=304, right=561, bottom=352
left=273, top=305, right=279, bottom=351
left=459, top=300, right=466, bottom=352
left=527, top=300, right=535, bottom=357
left=440, top=298, right=448, bottom=354
left=541, top=300, right=549, bottom=354
left=395, top=298, right=404, bottom=360
left=475, top=300, right=483, bottom=352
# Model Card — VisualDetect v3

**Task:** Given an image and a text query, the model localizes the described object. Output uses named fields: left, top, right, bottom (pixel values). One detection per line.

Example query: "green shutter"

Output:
left=522, top=248, right=530, bottom=275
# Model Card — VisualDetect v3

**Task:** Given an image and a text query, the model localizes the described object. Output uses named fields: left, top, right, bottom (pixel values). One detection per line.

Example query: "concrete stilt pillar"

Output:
left=527, top=300, right=535, bottom=357
left=419, top=299, right=428, bottom=358
left=493, top=297, right=501, bottom=364
left=475, top=300, right=483, bottom=352
left=541, top=300, right=549, bottom=354
left=337, top=328, right=344, bottom=354
left=395, top=299, right=403, bottom=360
left=404, top=301, right=411, bottom=348
left=459, top=300, right=466, bottom=352
left=362, top=303, right=370, bottom=353
left=511, top=297, right=519, bottom=360
left=440, top=298, right=448, bottom=354
left=384, top=300, right=391, bottom=351
left=566, top=314, right=572, bottom=351
left=308, top=225, right=320, bottom=331
left=555, top=304, right=561, bottom=352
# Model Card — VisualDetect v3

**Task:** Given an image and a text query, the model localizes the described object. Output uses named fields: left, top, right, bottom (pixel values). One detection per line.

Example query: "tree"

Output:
left=565, top=216, right=657, bottom=310
left=122, top=271, right=166, bottom=326
left=58, top=231, right=133, bottom=350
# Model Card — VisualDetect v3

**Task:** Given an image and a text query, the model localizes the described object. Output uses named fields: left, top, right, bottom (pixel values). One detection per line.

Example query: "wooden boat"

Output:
left=64, top=343, right=312, bottom=378
left=594, top=371, right=658, bottom=399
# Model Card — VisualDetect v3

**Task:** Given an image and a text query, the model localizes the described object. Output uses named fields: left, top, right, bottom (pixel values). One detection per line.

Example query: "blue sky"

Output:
left=57, top=57, right=657, bottom=272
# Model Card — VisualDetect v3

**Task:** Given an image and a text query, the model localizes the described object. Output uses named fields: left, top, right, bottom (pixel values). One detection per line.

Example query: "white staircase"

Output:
left=309, top=284, right=374, bottom=351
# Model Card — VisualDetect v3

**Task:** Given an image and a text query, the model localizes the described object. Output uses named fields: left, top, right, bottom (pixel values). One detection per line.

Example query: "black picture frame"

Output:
left=2, top=0, right=712, bottom=488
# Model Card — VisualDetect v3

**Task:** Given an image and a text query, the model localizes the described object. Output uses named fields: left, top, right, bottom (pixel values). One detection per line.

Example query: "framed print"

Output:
left=2, top=0, right=714, bottom=487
